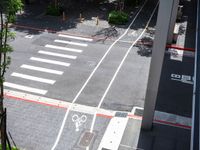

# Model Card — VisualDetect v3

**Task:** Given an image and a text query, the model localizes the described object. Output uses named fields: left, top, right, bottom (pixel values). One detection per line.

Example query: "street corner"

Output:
left=53, top=110, right=111, bottom=150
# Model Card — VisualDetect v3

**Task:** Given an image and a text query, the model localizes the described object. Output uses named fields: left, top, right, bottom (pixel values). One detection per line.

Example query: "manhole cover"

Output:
left=115, top=112, right=128, bottom=117
left=134, top=108, right=143, bottom=117
left=78, top=131, right=95, bottom=147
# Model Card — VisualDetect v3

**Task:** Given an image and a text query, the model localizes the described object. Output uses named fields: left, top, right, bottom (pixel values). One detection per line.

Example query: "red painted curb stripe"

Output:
left=5, top=93, right=114, bottom=118
left=153, top=119, right=191, bottom=129
left=166, top=44, right=195, bottom=51
left=10, top=24, right=100, bottom=40
left=5, top=94, right=67, bottom=109
left=96, top=113, right=113, bottom=119
left=4, top=93, right=192, bottom=129
left=128, top=114, right=143, bottom=119
left=11, top=24, right=56, bottom=33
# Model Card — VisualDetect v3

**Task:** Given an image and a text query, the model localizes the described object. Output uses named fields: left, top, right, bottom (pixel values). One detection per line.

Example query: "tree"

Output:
left=0, top=0, right=23, bottom=149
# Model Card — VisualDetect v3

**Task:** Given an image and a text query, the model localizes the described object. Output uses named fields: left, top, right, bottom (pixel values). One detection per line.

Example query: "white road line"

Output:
left=90, top=2, right=158, bottom=149
left=45, top=44, right=82, bottom=53
left=4, top=89, right=192, bottom=129
left=4, top=82, right=47, bottom=95
left=38, top=51, right=77, bottom=59
left=98, top=117, right=128, bottom=150
left=54, top=39, right=88, bottom=47
left=11, top=72, right=56, bottom=84
left=30, top=57, right=70, bottom=67
left=21, top=64, right=63, bottom=75
left=51, top=1, right=149, bottom=150
left=58, top=34, right=93, bottom=42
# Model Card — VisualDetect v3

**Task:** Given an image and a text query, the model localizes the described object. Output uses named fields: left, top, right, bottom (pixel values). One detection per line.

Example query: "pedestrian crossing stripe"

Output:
left=58, top=34, right=93, bottom=42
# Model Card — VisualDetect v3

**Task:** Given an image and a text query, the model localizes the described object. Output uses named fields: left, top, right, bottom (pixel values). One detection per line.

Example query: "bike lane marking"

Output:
left=4, top=89, right=191, bottom=130
left=50, top=1, right=149, bottom=150
left=88, top=3, right=159, bottom=150
left=48, top=110, right=111, bottom=150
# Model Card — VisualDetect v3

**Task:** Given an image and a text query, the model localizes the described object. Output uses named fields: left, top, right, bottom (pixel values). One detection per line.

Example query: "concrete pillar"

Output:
left=167, top=0, right=180, bottom=44
left=142, top=0, right=176, bottom=130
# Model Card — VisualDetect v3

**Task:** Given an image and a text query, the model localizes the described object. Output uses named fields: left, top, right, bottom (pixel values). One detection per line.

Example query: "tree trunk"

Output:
left=0, top=14, right=6, bottom=145
left=0, top=82, right=6, bottom=150
left=1, top=110, right=6, bottom=150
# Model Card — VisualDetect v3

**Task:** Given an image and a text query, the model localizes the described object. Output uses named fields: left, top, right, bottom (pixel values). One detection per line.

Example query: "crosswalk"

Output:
left=4, top=34, right=93, bottom=95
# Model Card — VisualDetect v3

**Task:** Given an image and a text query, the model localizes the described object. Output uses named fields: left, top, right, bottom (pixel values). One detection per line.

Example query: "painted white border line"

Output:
left=58, top=34, right=93, bottom=42
left=88, top=1, right=159, bottom=144
left=38, top=50, right=77, bottom=59
left=98, top=117, right=128, bottom=150
left=4, top=89, right=115, bottom=116
left=4, top=83, right=47, bottom=95
left=52, top=1, right=149, bottom=149
left=30, top=57, right=70, bottom=67
left=45, top=44, right=82, bottom=53
left=154, top=110, right=192, bottom=127
left=21, top=64, right=63, bottom=75
left=54, top=39, right=88, bottom=47
left=11, top=72, right=56, bottom=84
left=4, top=89, right=192, bottom=129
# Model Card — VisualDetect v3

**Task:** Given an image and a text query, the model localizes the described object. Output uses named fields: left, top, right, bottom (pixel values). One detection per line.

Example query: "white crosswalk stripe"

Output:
left=11, top=72, right=56, bottom=84
left=4, top=82, right=47, bottom=95
left=30, top=57, right=70, bottom=67
left=21, top=64, right=63, bottom=75
left=45, top=44, right=82, bottom=53
left=58, top=34, right=93, bottom=42
left=7, top=33, right=92, bottom=96
left=54, top=39, right=88, bottom=47
left=38, top=50, right=77, bottom=59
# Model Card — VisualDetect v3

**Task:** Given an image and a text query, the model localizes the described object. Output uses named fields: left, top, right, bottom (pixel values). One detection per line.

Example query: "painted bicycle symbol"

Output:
left=72, top=114, right=87, bottom=132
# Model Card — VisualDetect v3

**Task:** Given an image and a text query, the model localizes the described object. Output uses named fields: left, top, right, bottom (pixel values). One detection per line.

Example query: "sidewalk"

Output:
left=15, top=2, right=140, bottom=40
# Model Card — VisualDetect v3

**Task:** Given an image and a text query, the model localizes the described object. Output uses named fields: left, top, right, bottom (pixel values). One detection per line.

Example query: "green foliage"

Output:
left=108, top=10, right=129, bottom=25
left=0, top=145, right=19, bottom=150
left=0, top=0, right=22, bottom=75
left=1, top=0, right=24, bottom=23
left=46, top=4, right=61, bottom=16
left=1, top=29, right=16, bottom=42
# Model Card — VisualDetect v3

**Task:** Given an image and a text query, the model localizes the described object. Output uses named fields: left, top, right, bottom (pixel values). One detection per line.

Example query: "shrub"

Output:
left=46, top=4, right=61, bottom=16
left=108, top=11, right=128, bottom=25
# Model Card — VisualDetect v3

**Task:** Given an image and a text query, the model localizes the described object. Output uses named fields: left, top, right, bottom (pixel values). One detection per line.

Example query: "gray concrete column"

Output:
left=141, top=0, right=176, bottom=130
left=167, top=0, right=180, bottom=44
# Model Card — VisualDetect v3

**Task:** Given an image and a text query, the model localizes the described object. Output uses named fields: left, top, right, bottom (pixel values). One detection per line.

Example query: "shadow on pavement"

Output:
left=12, top=0, right=157, bottom=38
left=137, top=123, right=191, bottom=150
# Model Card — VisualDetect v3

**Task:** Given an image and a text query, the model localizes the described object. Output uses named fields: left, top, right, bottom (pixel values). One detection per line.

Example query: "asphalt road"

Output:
left=2, top=0, right=192, bottom=150
left=6, top=0, right=156, bottom=112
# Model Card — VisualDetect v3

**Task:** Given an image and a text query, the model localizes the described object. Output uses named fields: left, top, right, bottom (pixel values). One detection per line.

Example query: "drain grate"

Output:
left=78, top=131, right=95, bottom=147
left=134, top=108, right=143, bottom=117
left=115, top=112, right=128, bottom=117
